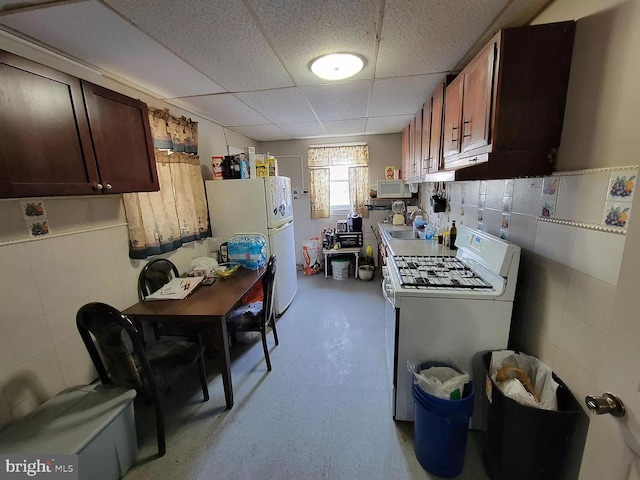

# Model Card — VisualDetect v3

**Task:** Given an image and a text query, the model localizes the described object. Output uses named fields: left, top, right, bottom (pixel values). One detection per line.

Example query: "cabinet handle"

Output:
left=105, top=183, right=112, bottom=190
left=463, top=119, right=471, bottom=138
left=469, top=157, right=478, bottom=162
left=93, top=183, right=103, bottom=191
left=451, top=124, right=458, bottom=143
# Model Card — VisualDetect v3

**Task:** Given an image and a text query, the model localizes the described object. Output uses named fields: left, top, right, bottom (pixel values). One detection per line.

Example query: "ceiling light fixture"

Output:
left=310, top=53, right=364, bottom=81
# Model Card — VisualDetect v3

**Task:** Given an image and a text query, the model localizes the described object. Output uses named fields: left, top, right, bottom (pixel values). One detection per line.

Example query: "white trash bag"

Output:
left=490, top=350, right=559, bottom=411
left=408, top=360, right=470, bottom=400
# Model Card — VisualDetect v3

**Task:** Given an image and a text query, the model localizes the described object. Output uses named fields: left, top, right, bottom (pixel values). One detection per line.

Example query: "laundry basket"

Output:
left=331, top=257, right=350, bottom=280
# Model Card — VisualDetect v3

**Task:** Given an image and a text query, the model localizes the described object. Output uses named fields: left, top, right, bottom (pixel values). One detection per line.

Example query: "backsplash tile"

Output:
left=512, top=178, right=543, bottom=216
left=570, top=228, right=624, bottom=285
left=556, top=172, right=609, bottom=224
left=534, top=221, right=576, bottom=266
left=485, top=180, right=504, bottom=210
left=557, top=311, right=606, bottom=378
left=564, top=270, right=615, bottom=335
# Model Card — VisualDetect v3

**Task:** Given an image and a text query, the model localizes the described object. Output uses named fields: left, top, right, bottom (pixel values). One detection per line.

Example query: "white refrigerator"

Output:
left=205, top=177, right=297, bottom=315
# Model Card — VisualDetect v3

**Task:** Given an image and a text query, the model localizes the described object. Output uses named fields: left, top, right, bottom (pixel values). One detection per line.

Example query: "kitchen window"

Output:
left=308, top=144, right=369, bottom=219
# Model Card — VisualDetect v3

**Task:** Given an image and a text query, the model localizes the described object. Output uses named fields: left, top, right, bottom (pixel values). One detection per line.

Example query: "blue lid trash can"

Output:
left=412, top=362, right=475, bottom=478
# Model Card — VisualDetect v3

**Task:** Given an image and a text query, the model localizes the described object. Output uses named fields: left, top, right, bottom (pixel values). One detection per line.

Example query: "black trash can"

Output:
left=482, top=352, right=580, bottom=480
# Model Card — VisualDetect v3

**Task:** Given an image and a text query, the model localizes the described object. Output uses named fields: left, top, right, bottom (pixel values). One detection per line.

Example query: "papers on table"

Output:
left=144, top=276, right=205, bottom=301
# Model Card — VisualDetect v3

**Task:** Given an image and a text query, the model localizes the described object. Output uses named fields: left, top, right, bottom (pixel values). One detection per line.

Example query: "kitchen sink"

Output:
left=389, top=230, right=420, bottom=239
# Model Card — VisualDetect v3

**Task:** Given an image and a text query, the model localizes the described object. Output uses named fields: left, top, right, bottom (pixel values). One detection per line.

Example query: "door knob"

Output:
left=105, top=183, right=113, bottom=190
left=585, top=393, right=626, bottom=417
left=93, top=183, right=103, bottom=191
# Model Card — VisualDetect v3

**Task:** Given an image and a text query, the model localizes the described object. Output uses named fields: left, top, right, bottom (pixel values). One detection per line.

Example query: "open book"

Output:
left=144, top=276, right=205, bottom=301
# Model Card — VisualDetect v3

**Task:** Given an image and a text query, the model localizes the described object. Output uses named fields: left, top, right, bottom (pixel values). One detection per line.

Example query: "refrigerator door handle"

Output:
left=270, top=220, right=293, bottom=234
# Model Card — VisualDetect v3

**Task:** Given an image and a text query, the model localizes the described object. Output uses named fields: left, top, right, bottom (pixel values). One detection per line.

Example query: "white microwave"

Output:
left=377, top=180, right=411, bottom=198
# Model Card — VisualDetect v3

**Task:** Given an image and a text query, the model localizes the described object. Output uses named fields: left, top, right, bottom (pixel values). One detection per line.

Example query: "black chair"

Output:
left=138, top=258, right=208, bottom=344
left=226, top=255, right=279, bottom=371
left=76, top=302, right=209, bottom=457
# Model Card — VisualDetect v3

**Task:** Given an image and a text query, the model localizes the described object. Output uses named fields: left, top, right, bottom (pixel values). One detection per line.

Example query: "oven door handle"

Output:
left=382, top=276, right=395, bottom=306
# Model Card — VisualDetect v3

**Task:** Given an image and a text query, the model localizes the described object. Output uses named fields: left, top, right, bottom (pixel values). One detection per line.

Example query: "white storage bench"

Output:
left=0, top=384, right=137, bottom=480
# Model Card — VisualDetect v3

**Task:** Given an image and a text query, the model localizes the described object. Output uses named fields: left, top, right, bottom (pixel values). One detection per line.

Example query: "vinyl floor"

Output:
left=123, top=272, right=489, bottom=480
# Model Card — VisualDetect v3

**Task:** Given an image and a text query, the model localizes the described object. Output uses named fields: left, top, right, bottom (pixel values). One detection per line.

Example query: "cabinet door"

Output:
left=442, top=76, right=463, bottom=158
left=429, top=81, right=446, bottom=173
left=411, top=109, right=422, bottom=182
left=0, top=50, right=100, bottom=198
left=401, top=125, right=409, bottom=181
left=82, top=81, right=158, bottom=194
left=421, top=98, right=432, bottom=175
left=461, top=42, right=496, bottom=152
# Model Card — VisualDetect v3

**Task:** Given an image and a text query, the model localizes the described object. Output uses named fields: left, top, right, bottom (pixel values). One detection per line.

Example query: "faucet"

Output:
left=408, top=207, right=426, bottom=223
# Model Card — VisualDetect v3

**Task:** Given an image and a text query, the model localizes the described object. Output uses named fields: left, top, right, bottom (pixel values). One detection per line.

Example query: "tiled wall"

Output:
left=420, top=169, right=630, bottom=412
left=0, top=196, right=211, bottom=428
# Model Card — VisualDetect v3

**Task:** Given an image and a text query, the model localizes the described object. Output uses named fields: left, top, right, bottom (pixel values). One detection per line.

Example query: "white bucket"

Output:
left=331, top=258, right=350, bottom=280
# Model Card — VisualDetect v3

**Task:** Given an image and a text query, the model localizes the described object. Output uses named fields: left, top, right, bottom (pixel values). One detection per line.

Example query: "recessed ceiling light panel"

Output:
left=310, top=53, right=364, bottom=81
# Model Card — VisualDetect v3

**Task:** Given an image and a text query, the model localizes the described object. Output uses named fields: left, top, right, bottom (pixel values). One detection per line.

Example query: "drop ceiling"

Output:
left=0, top=0, right=552, bottom=141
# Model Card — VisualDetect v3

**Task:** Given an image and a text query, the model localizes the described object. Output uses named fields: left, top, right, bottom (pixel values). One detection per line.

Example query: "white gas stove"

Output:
left=383, top=225, right=521, bottom=426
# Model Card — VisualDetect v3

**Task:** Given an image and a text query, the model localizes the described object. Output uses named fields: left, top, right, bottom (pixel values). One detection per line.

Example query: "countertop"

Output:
left=378, top=222, right=455, bottom=257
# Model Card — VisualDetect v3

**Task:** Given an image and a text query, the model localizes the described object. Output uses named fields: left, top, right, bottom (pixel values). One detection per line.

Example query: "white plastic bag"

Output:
left=302, top=237, right=322, bottom=275
left=408, top=360, right=470, bottom=400
left=490, top=350, right=559, bottom=411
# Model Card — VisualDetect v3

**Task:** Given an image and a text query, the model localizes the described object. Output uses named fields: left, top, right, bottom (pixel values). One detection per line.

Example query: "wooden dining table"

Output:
left=122, top=267, right=266, bottom=410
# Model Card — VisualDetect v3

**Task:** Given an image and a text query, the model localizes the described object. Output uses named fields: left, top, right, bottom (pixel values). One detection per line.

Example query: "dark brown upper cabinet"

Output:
left=0, top=50, right=158, bottom=198
left=401, top=124, right=409, bottom=182
left=424, top=21, right=576, bottom=181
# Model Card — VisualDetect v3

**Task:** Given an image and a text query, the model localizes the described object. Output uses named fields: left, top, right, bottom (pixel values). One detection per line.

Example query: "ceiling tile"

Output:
left=376, top=0, right=510, bottom=78
left=302, top=81, right=371, bottom=122
left=366, top=115, right=414, bottom=135
left=176, top=94, right=269, bottom=126
left=277, top=122, right=326, bottom=138
left=369, top=75, right=442, bottom=117
left=105, top=0, right=294, bottom=92
left=322, top=118, right=367, bottom=136
left=247, top=0, right=379, bottom=85
left=235, top=88, right=318, bottom=123
left=231, top=124, right=292, bottom=142
left=0, top=1, right=225, bottom=98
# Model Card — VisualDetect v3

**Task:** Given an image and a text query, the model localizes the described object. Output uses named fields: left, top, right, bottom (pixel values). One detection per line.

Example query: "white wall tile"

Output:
left=0, top=201, right=28, bottom=243
left=485, top=180, right=505, bottom=210
left=89, top=196, right=127, bottom=226
left=9, top=395, right=41, bottom=421
left=521, top=324, right=558, bottom=369
left=512, top=178, right=543, bottom=216
left=557, top=311, right=606, bottom=378
left=0, top=244, right=34, bottom=290
left=570, top=228, right=624, bottom=285
left=525, top=297, right=564, bottom=346
left=0, top=316, right=56, bottom=377
left=553, top=351, right=596, bottom=414
left=464, top=181, right=480, bottom=207
left=556, top=172, right=609, bottom=224
left=0, top=347, right=64, bottom=408
left=564, top=270, right=615, bottom=335
left=44, top=198, right=93, bottom=232
left=509, top=214, right=537, bottom=252
left=534, top=221, right=576, bottom=267
left=530, top=257, right=571, bottom=307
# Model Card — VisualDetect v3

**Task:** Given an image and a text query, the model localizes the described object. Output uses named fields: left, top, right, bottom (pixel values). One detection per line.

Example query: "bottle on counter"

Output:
left=450, top=221, right=458, bottom=250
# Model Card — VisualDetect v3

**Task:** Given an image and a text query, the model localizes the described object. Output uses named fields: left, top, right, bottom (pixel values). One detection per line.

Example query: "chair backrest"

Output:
left=261, top=255, right=277, bottom=325
left=76, top=302, right=157, bottom=394
left=138, top=259, right=179, bottom=300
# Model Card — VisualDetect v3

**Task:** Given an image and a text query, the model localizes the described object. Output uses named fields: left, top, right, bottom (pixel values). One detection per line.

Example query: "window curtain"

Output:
left=123, top=151, right=210, bottom=259
left=308, top=145, right=369, bottom=218
left=309, top=168, right=330, bottom=219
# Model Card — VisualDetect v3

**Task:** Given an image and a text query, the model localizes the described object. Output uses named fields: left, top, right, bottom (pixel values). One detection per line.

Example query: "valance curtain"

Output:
left=148, top=107, right=198, bottom=154
left=308, top=145, right=369, bottom=219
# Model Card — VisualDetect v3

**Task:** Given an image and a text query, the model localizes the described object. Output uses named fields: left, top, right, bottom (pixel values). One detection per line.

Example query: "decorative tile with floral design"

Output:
left=478, top=209, right=484, bottom=222
left=480, top=181, right=487, bottom=195
left=477, top=222, right=484, bottom=231
left=501, top=214, right=510, bottom=229
left=504, top=179, right=514, bottom=197
left=543, top=177, right=559, bottom=195
left=479, top=194, right=486, bottom=209
left=19, top=199, right=47, bottom=220
left=607, top=169, right=637, bottom=203
left=540, top=201, right=555, bottom=218
left=26, top=219, right=51, bottom=237
left=603, top=202, right=631, bottom=228
left=499, top=229, right=509, bottom=240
